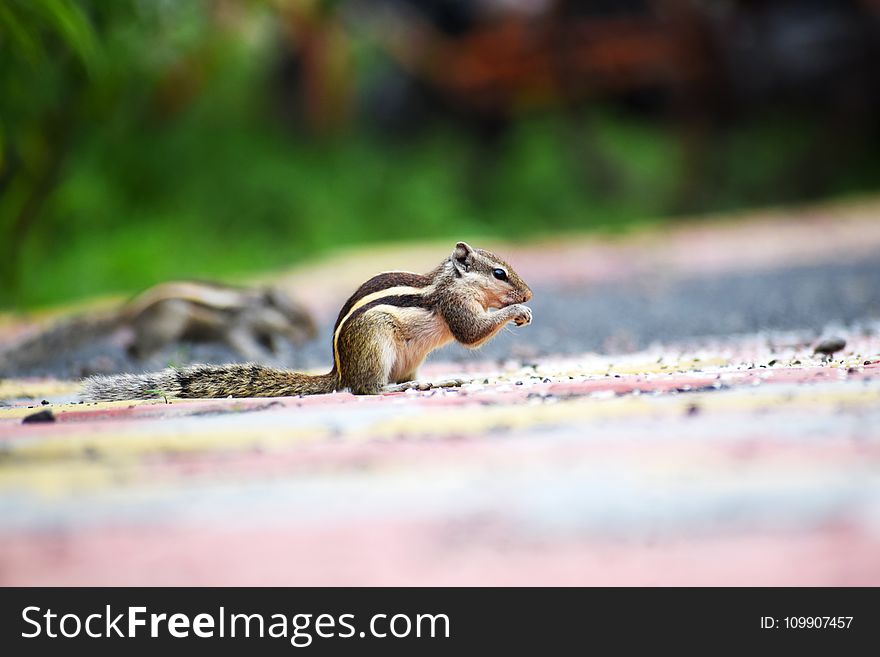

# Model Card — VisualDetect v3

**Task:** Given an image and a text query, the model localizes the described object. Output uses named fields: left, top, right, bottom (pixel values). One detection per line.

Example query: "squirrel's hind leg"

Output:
left=337, top=314, right=396, bottom=395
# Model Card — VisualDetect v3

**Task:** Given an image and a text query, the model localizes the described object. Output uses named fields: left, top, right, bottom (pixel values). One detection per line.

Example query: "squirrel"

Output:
left=0, top=281, right=317, bottom=375
left=82, top=241, right=533, bottom=401
left=119, top=280, right=317, bottom=360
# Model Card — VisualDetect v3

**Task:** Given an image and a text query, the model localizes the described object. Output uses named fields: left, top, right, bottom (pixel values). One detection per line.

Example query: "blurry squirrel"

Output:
left=0, top=281, right=317, bottom=373
left=83, top=241, right=533, bottom=400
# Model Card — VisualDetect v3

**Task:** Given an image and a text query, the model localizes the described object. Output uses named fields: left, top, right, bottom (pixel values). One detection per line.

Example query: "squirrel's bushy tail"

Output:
left=81, top=363, right=338, bottom=401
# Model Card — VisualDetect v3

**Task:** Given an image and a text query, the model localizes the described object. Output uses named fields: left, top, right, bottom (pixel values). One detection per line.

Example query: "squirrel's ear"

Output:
left=453, top=241, right=474, bottom=264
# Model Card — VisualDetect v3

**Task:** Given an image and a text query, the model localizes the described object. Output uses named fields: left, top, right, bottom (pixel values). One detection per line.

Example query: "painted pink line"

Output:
left=77, top=438, right=880, bottom=486
left=1, top=521, right=876, bottom=586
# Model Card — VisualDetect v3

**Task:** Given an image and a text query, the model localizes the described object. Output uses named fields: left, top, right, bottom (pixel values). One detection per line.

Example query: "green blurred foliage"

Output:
left=1, top=2, right=878, bottom=310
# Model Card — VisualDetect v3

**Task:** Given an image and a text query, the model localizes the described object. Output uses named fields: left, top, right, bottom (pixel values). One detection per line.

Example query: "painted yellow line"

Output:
left=363, top=387, right=880, bottom=440
left=0, top=397, right=228, bottom=420
left=3, top=384, right=876, bottom=463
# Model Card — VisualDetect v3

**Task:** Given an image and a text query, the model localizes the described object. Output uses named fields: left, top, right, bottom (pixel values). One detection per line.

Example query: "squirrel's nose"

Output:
left=522, top=288, right=533, bottom=303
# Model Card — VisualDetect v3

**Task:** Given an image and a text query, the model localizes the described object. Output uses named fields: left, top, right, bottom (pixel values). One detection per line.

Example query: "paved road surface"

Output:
left=0, top=203, right=879, bottom=585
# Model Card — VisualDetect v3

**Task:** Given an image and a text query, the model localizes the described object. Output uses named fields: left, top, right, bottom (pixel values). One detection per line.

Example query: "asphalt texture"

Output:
left=3, top=256, right=878, bottom=380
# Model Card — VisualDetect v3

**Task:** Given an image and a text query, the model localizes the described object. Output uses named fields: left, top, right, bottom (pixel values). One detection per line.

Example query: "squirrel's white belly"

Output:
left=388, top=307, right=453, bottom=382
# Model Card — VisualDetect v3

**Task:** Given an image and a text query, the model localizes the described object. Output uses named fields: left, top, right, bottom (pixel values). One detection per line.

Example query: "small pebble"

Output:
left=814, top=337, right=846, bottom=356
left=23, top=409, right=55, bottom=424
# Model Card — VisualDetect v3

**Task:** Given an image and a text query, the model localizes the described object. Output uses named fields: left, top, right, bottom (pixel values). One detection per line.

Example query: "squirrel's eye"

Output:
left=492, top=268, right=508, bottom=281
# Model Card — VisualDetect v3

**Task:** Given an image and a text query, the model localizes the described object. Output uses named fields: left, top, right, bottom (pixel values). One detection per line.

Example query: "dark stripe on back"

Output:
left=337, top=294, right=434, bottom=336
left=333, top=272, right=431, bottom=330
left=176, top=369, right=195, bottom=396
left=247, top=363, right=259, bottom=391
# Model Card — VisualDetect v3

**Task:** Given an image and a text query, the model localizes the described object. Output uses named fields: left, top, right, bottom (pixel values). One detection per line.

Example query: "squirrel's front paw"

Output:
left=510, top=305, right=532, bottom=327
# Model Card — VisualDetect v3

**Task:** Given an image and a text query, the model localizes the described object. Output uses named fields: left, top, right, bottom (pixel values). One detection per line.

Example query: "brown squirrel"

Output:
left=0, top=281, right=317, bottom=375
left=120, top=280, right=317, bottom=360
left=82, top=242, right=533, bottom=400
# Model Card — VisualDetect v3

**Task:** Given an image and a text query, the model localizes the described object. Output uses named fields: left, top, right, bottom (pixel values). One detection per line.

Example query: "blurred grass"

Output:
left=3, top=2, right=880, bottom=311
left=12, top=97, right=880, bottom=310
left=11, top=62, right=684, bottom=308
